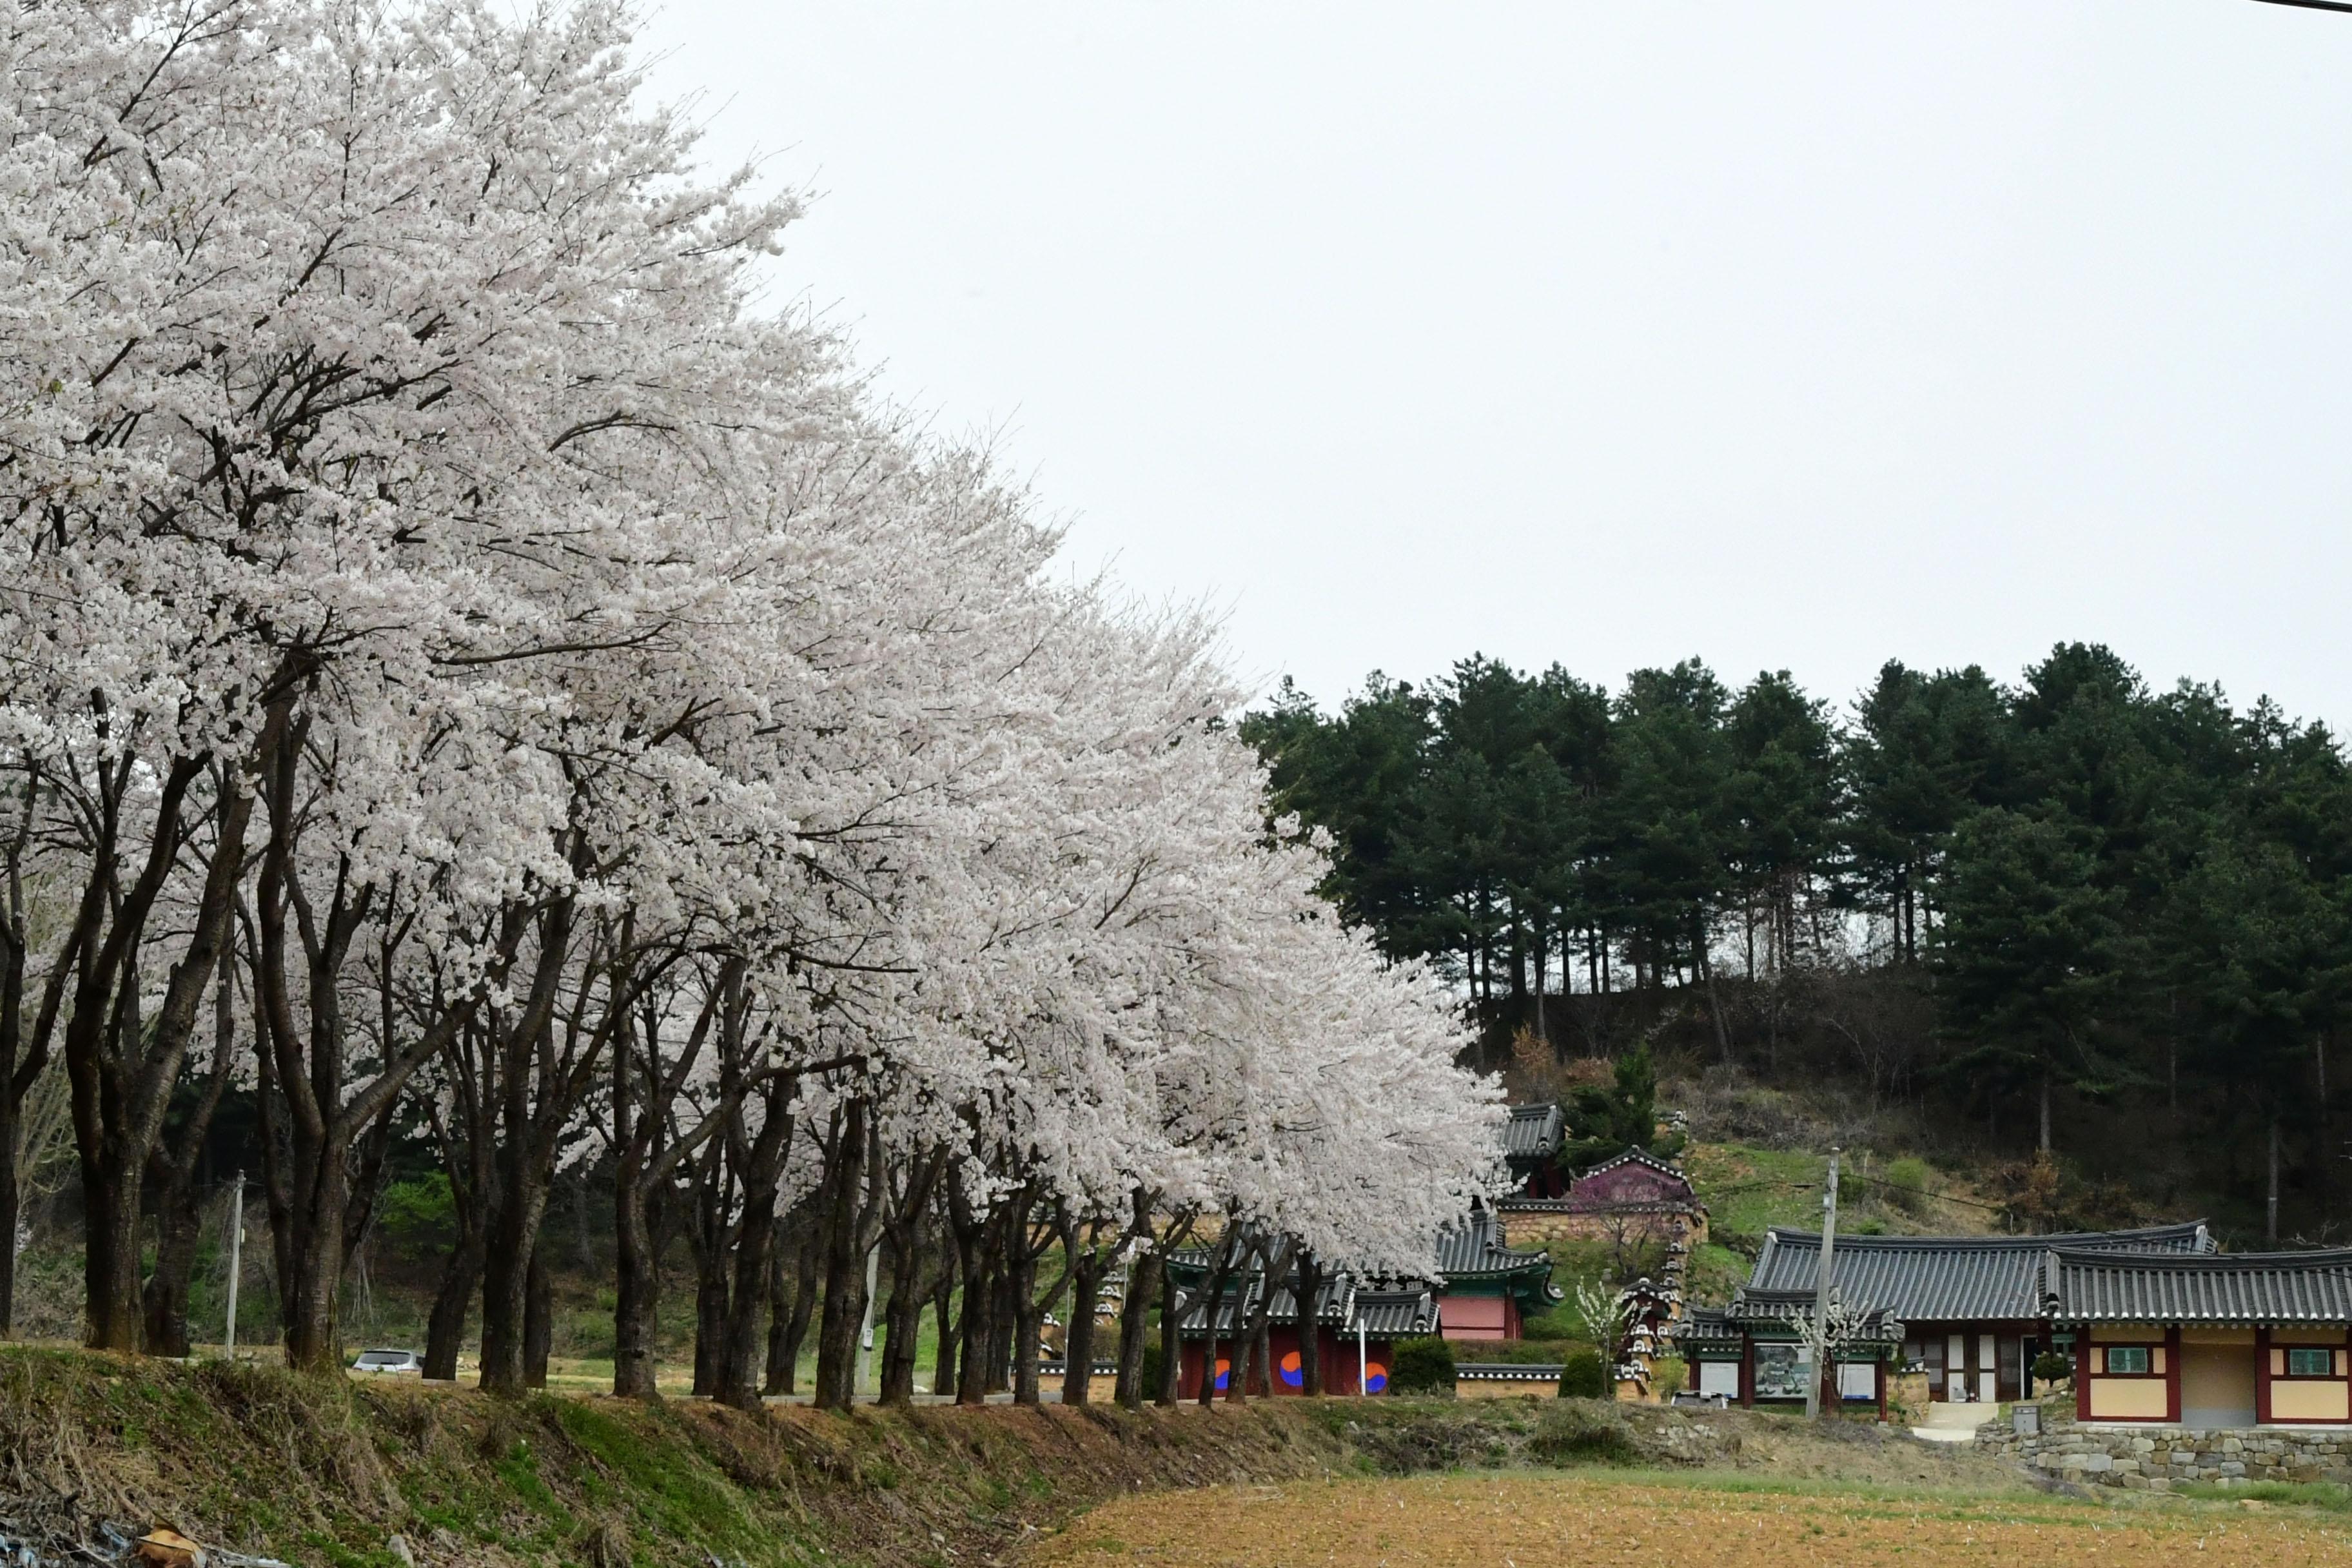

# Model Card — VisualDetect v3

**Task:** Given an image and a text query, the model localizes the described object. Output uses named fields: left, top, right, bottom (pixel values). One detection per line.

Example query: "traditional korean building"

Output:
left=1167, top=1259, right=1437, bottom=1398
left=2049, top=1245, right=2352, bottom=1427
left=1502, top=1102, right=1568, bottom=1199
left=1432, top=1207, right=1560, bottom=1340
left=1678, top=1288, right=1907, bottom=1414
left=1498, top=1144, right=1708, bottom=1253
left=1678, top=1221, right=2217, bottom=1411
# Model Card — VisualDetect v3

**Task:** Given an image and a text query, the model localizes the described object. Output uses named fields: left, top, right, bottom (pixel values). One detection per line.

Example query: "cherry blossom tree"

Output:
left=3, top=0, right=1504, bottom=1391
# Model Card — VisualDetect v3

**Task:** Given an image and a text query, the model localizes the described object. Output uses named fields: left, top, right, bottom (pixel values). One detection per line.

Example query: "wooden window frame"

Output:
left=2280, top=1346, right=2338, bottom=1381
left=2097, top=1344, right=2161, bottom=1378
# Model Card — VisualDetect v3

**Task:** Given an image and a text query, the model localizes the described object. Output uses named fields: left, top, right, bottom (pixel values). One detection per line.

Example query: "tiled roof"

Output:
left=1350, top=1287, right=1440, bottom=1338
left=1675, top=1307, right=1742, bottom=1346
left=1164, top=1257, right=1438, bottom=1338
left=2043, top=1247, right=2352, bottom=1324
left=1725, top=1286, right=1904, bottom=1343
left=1503, top=1102, right=1566, bottom=1168
left=1171, top=1269, right=1353, bottom=1337
left=1455, top=1363, right=1561, bottom=1381
left=1434, top=1208, right=1554, bottom=1281
left=1561, top=1146, right=1702, bottom=1214
left=1749, top=1222, right=2214, bottom=1322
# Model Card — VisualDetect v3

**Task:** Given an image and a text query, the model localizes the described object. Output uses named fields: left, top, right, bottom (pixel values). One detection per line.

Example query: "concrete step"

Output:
left=1919, top=1400, right=1999, bottom=1429
left=1910, top=1400, right=2001, bottom=1443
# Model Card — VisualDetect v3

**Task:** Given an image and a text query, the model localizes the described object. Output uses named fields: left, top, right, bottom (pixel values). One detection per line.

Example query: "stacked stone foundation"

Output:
left=1978, top=1409, right=2352, bottom=1490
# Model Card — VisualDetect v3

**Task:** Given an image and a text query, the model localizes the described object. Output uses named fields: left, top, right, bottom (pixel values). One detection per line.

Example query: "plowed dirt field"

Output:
left=1025, top=1471, right=2352, bottom=1566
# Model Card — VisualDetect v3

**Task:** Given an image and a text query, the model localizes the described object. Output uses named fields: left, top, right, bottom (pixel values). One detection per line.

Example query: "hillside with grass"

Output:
left=0, top=1348, right=2021, bottom=1568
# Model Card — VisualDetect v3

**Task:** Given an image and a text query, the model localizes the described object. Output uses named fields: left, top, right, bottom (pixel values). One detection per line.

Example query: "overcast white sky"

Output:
left=637, top=1, right=2352, bottom=725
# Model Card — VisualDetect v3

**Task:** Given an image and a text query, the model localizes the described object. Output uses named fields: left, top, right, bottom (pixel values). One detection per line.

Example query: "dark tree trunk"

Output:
left=931, top=1266, right=958, bottom=1400
left=877, top=1215, right=930, bottom=1407
left=1113, top=1248, right=1159, bottom=1409
left=760, top=1215, right=795, bottom=1396
left=424, top=1232, right=485, bottom=1381
left=523, top=1249, right=551, bottom=1389
left=691, top=1247, right=729, bottom=1398
left=811, top=1101, right=879, bottom=1411
left=0, top=772, right=34, bottom=1340
left=141, top=966, right=237, bottom=1357
left=716, top=1194, right=778, bottom=1410
left=949, top=1176, right=995, bottom=1406
left=79, top=974, right=152, bottom=1354
left=770, top=1223, right=820, bottom=1395
left=478, top=1171, right=552, bottom=1395
left=1061, top=1242, right=1101, bottom=1407
left=612, top=1155, right=663, bottom=1396
left=1008, top=1192, right=1052, bottom=1407
left=876, top=1152, right=944, bottom=1408
left=139, top=1190, right=205, bottom=1359
left=1194, top=1235, right=1240, bottom=1409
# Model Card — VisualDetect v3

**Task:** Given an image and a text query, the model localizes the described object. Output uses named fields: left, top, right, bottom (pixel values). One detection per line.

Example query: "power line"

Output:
left=2250, top=0, right=2352, bottom=13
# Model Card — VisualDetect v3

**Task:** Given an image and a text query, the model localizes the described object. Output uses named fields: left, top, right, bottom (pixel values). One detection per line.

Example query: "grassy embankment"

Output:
left=0, top=1345, right=2027, bottom=1567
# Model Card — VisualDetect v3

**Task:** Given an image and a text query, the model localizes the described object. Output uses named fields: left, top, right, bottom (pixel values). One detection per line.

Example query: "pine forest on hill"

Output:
left=1241, top=642, right=2352, bottom=1249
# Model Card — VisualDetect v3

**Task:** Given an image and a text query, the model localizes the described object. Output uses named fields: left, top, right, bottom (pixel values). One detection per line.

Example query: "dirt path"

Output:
left=1023, top=1471, right=2352, bottom=1567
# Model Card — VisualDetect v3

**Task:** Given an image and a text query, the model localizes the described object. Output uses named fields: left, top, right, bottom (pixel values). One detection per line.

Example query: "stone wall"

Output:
left=1496, top=1208, right=1704, bottom=1250
left=1977, top=1407, right=2352, bottom=1490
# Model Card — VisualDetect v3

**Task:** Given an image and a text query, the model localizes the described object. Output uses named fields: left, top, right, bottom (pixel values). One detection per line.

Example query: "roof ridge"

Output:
left=1764, top=1220, right=2211, bottom=1248
left=2049, top=1245, right=2352, bottom=1266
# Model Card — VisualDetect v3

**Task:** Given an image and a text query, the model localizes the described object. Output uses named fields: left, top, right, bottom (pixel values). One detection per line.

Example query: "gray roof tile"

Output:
left=1504, top=1102, right=1565, bottom=1167
left=1749, top=1222, right=2213, bottom=1322
left=2044, top=1247, right=2352, bottom=1324
left=1434, top=1208, right=1554, bottom=1281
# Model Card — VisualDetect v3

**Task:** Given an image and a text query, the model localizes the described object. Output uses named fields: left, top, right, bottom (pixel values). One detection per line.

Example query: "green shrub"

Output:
left=1558, top=1349, right=1607, bottom=1398
left=1649, top=1356, right=1685, bottom=1400
left=1518, top=1308, right=1580, bottom=1340
left=1389, top=1337, right=1456, bottom=1394
left=2031, top=1350, right=2073, bottom=1385
left=1141, top=1341, right=1164, bottom=1399
left=1530, top=1399, right=1637, bottom=1465
left=1464, top=1338, right=1583, bottom=1366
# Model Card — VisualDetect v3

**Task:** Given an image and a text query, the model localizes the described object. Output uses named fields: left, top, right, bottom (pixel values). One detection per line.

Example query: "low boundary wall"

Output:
left=1977, top=1408, right=2352, bottom=1489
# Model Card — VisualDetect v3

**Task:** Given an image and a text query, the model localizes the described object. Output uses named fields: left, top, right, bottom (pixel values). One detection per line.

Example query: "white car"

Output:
left=351, top=1348, right=424, bottom=1375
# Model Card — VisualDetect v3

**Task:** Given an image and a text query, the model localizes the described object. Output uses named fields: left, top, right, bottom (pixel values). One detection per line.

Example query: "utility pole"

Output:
left=1357, top=1319, right=1367, bottom=1397
left=222, top=1173, right=244, bottom=1361
left=1805, top=1148, right=1840, bottom=1420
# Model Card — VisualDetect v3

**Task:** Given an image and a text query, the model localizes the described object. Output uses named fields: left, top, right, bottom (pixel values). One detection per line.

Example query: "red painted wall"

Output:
left=1177, top=1328, right=1393, bottom=1398
left=1436, top=1294, right=1520, bottom=1341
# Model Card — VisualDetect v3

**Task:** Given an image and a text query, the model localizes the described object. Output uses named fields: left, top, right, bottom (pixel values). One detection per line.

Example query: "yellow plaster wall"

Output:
left=2092, top=1324, right=2166, bottom=1342
left=1454, top=1378, right=1554, bottom=1402
left=2179, top=1326, right=2257, bottom=1347
left=2271, top=1380, right=2352, bottom=1423
left=2087, top=1378, right=2169, bottom=1420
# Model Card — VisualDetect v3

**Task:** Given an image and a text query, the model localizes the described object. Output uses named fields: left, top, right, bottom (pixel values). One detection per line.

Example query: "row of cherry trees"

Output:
left=0, top=0, right=1500, bottom=1402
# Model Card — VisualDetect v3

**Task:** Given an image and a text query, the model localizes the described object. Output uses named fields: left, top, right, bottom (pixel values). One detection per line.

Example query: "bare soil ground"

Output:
left=1024, top=1470, right=2352, bottom=1567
